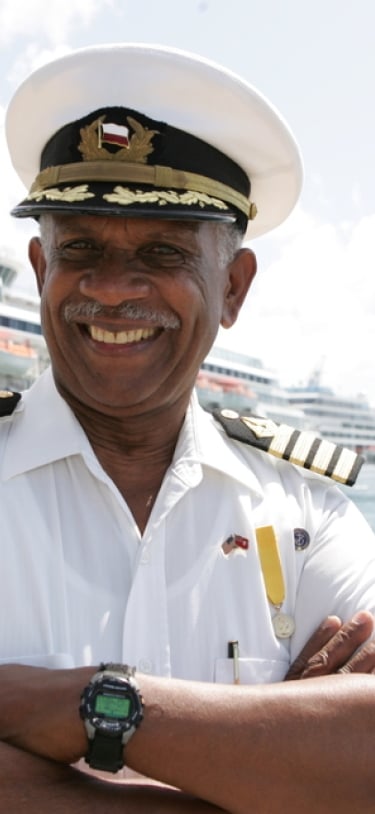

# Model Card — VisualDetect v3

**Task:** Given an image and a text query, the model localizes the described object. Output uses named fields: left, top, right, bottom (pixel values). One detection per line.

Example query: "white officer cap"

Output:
left=5, top=42, right=303, bottom=239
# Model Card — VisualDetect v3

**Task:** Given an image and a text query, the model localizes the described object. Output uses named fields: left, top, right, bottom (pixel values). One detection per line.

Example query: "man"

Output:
left=2, top=43, right=375, bottom=812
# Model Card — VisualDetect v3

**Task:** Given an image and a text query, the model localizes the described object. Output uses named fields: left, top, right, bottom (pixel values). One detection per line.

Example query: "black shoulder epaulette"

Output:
left=214, top=408, right=364, bottom=487
left=0, top=390, right=21, bottom=417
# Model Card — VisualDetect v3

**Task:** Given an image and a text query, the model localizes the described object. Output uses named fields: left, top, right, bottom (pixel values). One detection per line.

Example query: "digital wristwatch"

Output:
left=79, top=663, right=144, bottom=773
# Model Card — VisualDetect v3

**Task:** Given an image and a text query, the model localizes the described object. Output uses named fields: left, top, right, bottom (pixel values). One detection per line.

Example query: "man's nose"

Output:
left=79, top=252, right=153, bottom=305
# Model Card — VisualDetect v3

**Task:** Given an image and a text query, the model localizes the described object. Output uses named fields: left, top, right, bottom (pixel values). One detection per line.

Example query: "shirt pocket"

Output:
left=0, top=653, right=75, bottom=668
left=214, top=657, right=289, bottom=684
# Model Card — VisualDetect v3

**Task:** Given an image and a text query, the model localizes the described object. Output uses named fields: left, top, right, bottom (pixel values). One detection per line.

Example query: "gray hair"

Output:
left=39, top=213, right=54, bottom=249
left=213, top=222, right=244, bottom=268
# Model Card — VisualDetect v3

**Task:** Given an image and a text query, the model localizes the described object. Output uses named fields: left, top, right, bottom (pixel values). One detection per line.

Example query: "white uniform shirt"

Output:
left=1, top=367, right=375, bottom=684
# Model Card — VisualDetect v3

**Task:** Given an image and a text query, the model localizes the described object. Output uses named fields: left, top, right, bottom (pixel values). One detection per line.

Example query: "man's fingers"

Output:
left=285, top=611, right=375, bottom=680
left=285, top=615, right=342, bottom=680
left=297, top=611, right=375, bottom=679
left=338, top=642, right=375, bottom=674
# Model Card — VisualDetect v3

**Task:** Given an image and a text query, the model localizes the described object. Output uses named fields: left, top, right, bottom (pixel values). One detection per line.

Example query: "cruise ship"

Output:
left=0, top=259, right=48, bottom=392
left=197, top=347, right=375, bottom=458
left=288, top=377, right=375, bottom=454
left=197, top=345, right=306, bottom=428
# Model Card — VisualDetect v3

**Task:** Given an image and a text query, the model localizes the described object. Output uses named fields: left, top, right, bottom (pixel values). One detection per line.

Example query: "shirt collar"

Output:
left=171, top=390, right=263, bottom=496
left=2, top=367, right=94, bottom=479
left=2, top=370, right=262, bottom=496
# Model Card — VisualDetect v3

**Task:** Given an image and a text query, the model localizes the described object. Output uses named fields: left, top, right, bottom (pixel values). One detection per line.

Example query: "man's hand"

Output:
left=285, top=610, right=375, bottom=680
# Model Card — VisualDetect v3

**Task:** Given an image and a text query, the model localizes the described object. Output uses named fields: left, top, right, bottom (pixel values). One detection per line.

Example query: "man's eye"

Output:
left=55, top=241, right=102, bottom=261
left=151, top=245, right=176, bottom=253
left=61, top=240, right=100, bottom=252
left=141, top=244, right=185, bottom=266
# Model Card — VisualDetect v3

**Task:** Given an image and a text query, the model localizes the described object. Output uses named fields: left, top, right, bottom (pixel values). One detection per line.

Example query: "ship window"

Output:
left=0, top=315, right=42, bottom=335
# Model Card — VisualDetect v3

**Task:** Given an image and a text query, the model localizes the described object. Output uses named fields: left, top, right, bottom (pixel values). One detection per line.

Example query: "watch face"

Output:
left=81, top=674, right=143, bottom=738
left=94, top=693, right=132, bottom=719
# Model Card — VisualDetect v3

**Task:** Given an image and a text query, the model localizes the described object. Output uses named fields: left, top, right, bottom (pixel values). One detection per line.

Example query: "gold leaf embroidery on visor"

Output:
left=26, top=184, right=95, bottom=203
left=102, top=186, right=229, bottom=210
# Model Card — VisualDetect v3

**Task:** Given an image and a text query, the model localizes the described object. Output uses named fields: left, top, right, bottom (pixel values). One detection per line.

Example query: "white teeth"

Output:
left=88, top=325, right=156, bottom=344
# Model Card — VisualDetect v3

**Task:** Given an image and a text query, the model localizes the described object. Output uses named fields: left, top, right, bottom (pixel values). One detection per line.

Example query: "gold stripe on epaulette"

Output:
left=286, top=431, right=315, bottom=465
left=332, top=449, right=359, bottom=485
left=215, top=409, right=364, bottom=486
left=310, top=439, right=337, bottom=475
left=268, top=426, right=295, bottom=457
left=242, top=418, right=356, bottom=482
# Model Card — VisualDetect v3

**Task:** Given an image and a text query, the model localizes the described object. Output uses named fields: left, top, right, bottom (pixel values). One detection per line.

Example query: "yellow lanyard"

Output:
left=255, top=526, right=285, bottom=607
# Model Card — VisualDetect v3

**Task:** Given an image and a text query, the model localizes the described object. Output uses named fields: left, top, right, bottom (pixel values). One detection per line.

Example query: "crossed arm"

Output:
left=2, top=612, right=375, bottom=814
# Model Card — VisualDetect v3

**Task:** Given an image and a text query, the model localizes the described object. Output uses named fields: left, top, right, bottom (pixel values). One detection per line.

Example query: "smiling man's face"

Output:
left=29, top=213, right=256, bottom=418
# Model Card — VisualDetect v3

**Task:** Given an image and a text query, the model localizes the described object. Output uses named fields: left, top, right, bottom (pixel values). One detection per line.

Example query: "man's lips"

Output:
left=87, top=325, right=158, bottom=345
left=64, top=302, right=180, bottom=348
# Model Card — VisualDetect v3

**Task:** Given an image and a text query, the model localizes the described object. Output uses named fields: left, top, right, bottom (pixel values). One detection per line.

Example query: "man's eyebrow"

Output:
left=144, top=225, right=201, bottom=239
left=50, top=217, right=201, bottom=237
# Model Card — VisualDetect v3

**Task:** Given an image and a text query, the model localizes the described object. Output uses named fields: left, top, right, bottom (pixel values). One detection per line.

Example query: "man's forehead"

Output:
left=45, top=213, right=202, bottom=237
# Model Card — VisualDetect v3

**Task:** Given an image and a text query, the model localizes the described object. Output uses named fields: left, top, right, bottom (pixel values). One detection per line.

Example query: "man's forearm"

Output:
left=127, top=672, right=375, bottom=814
left=1, top=743, right=225, bottom=814
left=2, top=666, right=375, bottom=814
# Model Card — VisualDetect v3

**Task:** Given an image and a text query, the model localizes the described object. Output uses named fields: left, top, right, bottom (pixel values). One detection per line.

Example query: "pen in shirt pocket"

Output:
left=227, top=640, right=240, bottom=684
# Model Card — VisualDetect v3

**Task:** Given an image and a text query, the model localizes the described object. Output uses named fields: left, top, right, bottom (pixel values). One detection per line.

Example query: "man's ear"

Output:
left=221, top=248, right=257, bottom=329
left=28, top=237, right=47, bottom=296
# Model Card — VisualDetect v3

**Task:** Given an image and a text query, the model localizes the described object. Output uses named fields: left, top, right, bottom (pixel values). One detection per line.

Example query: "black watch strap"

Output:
left=87, top=730, right=124, bottom=772
left=81, top=663, right=143, bottom=773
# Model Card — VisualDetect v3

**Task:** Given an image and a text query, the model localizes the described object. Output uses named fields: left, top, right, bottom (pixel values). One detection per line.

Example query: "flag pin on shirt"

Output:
left=222, top=534, right=249, bottom=555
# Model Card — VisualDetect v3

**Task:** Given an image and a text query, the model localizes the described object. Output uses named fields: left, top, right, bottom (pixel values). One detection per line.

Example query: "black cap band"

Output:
left=11, top=106, right=255, bottom=232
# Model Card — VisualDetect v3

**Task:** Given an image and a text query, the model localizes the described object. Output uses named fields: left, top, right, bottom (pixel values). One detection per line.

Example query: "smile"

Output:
left=88, top=325, right=157, bottom=344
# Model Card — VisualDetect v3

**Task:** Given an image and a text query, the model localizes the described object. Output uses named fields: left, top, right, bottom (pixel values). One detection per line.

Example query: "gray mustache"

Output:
left=63, top=301, right=181, bottom=330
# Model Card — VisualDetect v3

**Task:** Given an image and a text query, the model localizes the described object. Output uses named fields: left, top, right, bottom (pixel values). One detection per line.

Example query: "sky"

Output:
left=0, top=0, right=374, bottom=401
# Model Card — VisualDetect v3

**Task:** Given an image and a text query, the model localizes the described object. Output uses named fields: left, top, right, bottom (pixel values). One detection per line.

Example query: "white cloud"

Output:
left=0, top=0, right=113, bottom=44
left=0, top=0, right=117, bottom=92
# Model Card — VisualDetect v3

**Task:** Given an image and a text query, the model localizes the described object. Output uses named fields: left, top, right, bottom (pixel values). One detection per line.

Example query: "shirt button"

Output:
left=140, top=549, right=149, bottom=564
left=138, top=658, right=153, bottom=673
